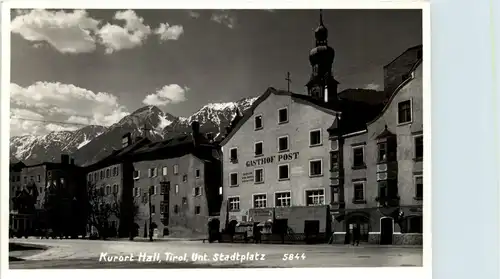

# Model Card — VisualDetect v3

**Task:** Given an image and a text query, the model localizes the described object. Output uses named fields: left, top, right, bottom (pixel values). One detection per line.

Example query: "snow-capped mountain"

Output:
left=10, top=96, right=259, bottom=166
left=10, top=125, right=107, bottom=164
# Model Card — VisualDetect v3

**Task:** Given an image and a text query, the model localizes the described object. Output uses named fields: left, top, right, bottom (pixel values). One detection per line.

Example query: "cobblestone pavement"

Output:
left=9, top=238, right=423, bottom=268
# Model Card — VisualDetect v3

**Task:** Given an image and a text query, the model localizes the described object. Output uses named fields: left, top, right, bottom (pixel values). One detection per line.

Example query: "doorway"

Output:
left=346, top=215, right=370, bottom=242
left=380, top=217, right=394, bottom=245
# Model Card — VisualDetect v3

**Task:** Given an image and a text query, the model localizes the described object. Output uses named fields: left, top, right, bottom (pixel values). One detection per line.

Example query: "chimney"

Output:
left=61, top=154, right=70, bottom=164
left=191, top=121, right=200, bottom=146
left=122, top=133, right=132, bottom=148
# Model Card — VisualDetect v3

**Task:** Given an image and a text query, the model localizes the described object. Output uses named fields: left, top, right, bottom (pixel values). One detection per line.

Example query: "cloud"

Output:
left=188, top=10, right=200, bottom=19
left=10, top=82, right=130, bottom=136
left=97, top=10, right=152, bottom=54
left=210, top=10, right=236, bottom=29
left=154, top=23, right=184, bottom=41
left=11, top=9, right=100, bottom=54
left=363, top=83, right=382, bottom=90
left=142, top=84, right=188, bottom=106
left=12, top=9, right=185, bottom=54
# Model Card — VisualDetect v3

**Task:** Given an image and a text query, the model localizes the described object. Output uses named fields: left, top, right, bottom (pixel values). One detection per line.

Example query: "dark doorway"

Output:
left=346, top=215, right=370, bottom=242
left=208, top=218, right=220, bottom=243
left=407, top=216, right=423, bottom=233
left=380, top=217, right=394, bottom=245
left=304, top=220, right=320, bottom=244
left=274, top=219, right=288, bottom=243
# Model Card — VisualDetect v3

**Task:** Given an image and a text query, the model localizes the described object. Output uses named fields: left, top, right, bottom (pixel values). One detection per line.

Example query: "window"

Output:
left=60, top=178, right=65, bottom=185
left=398, top=100, right=412, bottom=124
left=175, top=184, right=179, bottom=194
left=183, top=175, right=188, bottom=182
left=309, top=159, right=323, bottom=177
left=113, top=184, right=119, bottom=194
left=353, top=183, right=365, bottom=202
left=16, top=176, right=20, bottom=182
left=113, top=167, right=117, bottom=176
left=414, top=135, right=423, bottom=161
left=116, top=167, right=120, bottom=176
left=105, top=185, right=111, bottom=195
left=99, top=187, right=105, bottom=196
left=173, top=164, right=179, bottom=175
left=149, top=186, right=155, bottom=196
left=37, top=175, right=41, bottom=182
left=254, top=115, right=263, bottom=130
left=100, top=170, right=104, bottom=179
left=195, top=169, right=200, bottom=178
left=133, top=170, right=140, bottom=180
left=134, top=187, right=140, bottom=197
left=24, top=176, right=27, bottom=184
left=106, top=168, right=110, bottom=178
left=148, top=168, right=157, bottom=177
left=195, top=187, right=202, bottom=196
left=278, top=164, right=289, bottom=180
left=94, top=173, right=97, bottom=181
left=228, top=197, right=240, bottom=211
left=230, top=173, right=238, bottom=186
left=39, top=187, right=43, bottom=193
left=254, top=142, right=263, bottom=156
left=195, top=206, right=201, bottom=215
left=174, top=205, right=179, bottom=214
left=162, top=166, right=168, bottom=176
left=330, top=151, right=339, bottom=170
left=309, top=129, right=322, bottom=146
left=415, top=176, right=423, bottom=199
left=275, top=192, right=291, bottom=207
left=378, top=142, right=387, bottom=162
left=151, top=205, right=156, bottom=214
left=254, top=168, right=264, bottom=183
left=253, top=194, right=267, bottom=208
left=160, top=183, right=168, bottom=195
left=30, top=176, right=33, bottom=181
left=142, top=193, right=148, bottom=204
left=182, top=197, right=187, bottom=205
left=87, top=174, right=92, bottom=181
left=230, top=148, right=238, bottom=162
left=353, top=146, right=365, bottom=168
left=306, top=189, right=325, bottom=206
left=278, top=136, right=289, bottom=152
left=278, top=108, right=288, bottom=124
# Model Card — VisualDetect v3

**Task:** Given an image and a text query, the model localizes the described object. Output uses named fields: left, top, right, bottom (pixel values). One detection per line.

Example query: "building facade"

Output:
left=329, top=48, right=423, bottom=245
left=130, top=122, right=222, bottom=238
left=218, top=11, right=423, bottom=245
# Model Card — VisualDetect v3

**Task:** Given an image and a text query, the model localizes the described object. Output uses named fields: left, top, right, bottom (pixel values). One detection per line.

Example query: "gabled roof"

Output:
left=383, top=45, right=422, bottom=69
left=10, top=161, right=26, bottom=172
left=220, top=87, right=385, bottom=146
left=85, top=137, right=152, bottom=171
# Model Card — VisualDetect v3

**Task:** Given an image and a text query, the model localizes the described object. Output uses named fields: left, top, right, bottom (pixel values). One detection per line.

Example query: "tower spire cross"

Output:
left=319, top=9, right=324, bottom=25
left=285, top=72, right=292, bottom=92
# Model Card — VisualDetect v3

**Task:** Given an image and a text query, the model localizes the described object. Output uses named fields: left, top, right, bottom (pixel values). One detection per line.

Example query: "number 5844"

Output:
left=282, top=253, right=306, bottom=261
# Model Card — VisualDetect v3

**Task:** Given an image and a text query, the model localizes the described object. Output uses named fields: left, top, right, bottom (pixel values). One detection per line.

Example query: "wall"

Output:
left=336, top=63, right=423, bottom=234
left=222, top=93, right=336, bottom=222
left=132, top=154, right=210, bottom=236
left=20, top=165, right=47, bottom=209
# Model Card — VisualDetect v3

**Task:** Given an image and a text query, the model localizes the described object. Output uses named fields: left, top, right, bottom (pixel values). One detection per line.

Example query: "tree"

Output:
left=109, top=191, right=139, bottom=239
left=86, top=182, right=114, bottom=239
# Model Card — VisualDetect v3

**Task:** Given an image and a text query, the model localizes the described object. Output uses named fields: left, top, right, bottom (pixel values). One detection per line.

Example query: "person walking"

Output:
left=352, top=224, right=360, bottom=246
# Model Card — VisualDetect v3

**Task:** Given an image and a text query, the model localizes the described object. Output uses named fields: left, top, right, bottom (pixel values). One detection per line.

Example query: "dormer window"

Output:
left=254, top=115, right=263, bottom=130
left=278, top=108, right=288, bottom=124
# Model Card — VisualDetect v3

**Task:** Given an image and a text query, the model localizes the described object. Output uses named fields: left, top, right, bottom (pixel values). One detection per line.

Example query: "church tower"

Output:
left=306, top=10, right=340, bottom=104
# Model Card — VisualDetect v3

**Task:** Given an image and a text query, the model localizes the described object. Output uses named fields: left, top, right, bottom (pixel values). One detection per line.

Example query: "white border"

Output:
left=251, top=192, right=267, bottom=209
left=277, top=135, right=290, bottom=152
left=277, top=163, right=290, bottom=180
left=309, top=128, right=323, bottom=146
left=397, top=97, right=414, bottom=126
left=304, top=187, right=326, bottom=206
left=1, top=2, right=431, bottom=279
left=254, top=114, right=263, bottom=130
left=308, top=158, right=323, bottom=177
left=352, top=181, right=366, bottom=201
left=351, top=145, right=365, bottom=166
left=277, top=106, right=289, bottom=124
left=227, top=195, right=241, bottom=211
left=229, top=172, right=239, bottom=187
left=229, top=147, right=238, bottom=161
left=274, top=190, right=292, bottom=207
left=254, top=168, right=264, bottom=183
left=254, top=141, right=264, bottom=156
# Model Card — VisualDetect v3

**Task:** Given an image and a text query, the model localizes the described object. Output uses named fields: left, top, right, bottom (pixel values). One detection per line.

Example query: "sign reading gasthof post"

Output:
left=245, top=152, right=299, bottom=167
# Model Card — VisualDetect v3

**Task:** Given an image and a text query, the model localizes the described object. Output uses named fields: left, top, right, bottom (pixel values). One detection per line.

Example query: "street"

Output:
left=9, top=238, right=423, bottom=268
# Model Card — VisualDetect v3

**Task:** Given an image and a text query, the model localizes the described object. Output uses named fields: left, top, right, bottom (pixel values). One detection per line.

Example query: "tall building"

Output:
left=218, top=10, right=423, bottom=245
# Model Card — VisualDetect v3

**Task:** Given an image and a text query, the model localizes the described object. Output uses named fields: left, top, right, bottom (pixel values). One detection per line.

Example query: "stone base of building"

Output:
left=330, top=233, right=423, bottom=245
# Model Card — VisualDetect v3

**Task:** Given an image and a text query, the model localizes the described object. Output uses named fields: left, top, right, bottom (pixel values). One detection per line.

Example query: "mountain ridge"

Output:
left=10, top=96, right=259, bottom=166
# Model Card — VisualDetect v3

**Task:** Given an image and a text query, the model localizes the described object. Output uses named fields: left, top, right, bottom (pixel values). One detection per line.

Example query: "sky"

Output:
left=9, top=9, right=422, bottom=137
